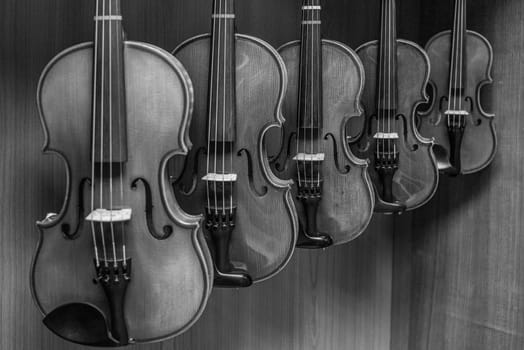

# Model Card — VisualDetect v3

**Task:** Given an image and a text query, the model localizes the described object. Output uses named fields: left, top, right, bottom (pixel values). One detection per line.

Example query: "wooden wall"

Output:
left=0, top=0, right=520, bottom=349
left=391, top=1, right=524, bottom=350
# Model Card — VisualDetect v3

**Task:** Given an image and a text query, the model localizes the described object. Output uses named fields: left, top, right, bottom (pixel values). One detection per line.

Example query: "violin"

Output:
left=171, top=0, right=298, bottom=286
left=349, top=0, right=439, bottom=213
left=269, top=0, right=374, bottom=248
left=31, top=0, right=213, bottom=346
left=418, top=0, right=496, bottom=175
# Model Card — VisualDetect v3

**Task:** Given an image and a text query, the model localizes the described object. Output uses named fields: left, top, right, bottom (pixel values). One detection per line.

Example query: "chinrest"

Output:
left=43, top=303, right=121, bottom=347
left=296, top=231, right=333, bottom=249
left=213, top=261, right=253, bottom=288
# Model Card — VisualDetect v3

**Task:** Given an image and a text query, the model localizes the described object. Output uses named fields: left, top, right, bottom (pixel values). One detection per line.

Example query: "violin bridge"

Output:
left=373, top=132, right=399, bottom=140
left=293, top=153, right=325, bottom=162
left=444, top=110, right=469, bottom=116
left=86, top=208, right=132, bottom=223
left=93, top=15, right=123, bottom=21
left=202, top=173, right=238, bottom=182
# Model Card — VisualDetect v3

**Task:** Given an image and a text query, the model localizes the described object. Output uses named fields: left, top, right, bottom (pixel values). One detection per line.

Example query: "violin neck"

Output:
left=208, top=0, right=236, bottom=144
left=377, top=0, right=398, bottom=111
left=92, top=0, right=128, bottom=163
left=298, top=0, right=323, bottom=131
left=449, top=0, right=467, bottom=97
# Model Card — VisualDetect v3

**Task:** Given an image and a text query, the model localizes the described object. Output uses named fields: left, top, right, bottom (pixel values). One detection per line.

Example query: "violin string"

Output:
left=383, top=0, right=387, bottom=159
left=206, top=2, right=217, bottom=217
left=449, top=0, right=458, bottom=128
left=228, top=0, right=234, bottom=215
left=459, top=0, right=464, bottom=122
left=91, top=0, right=101, bottom=268
left=99, top=0, right=108, bottom=266
left=116, top=0, right=127, bottom=265
left=303, top=0, right=309, bottom=187
left=316, top=1, right=321, bottom=187
left=309, top=0, right=314, bottom=188
left=213, top=0, right=222, bottom=215
left=380, top=0, right=386, bottom=160
left=386, top=0, right=388, bottom=159
left=222, top=0, right=227, bottom=216
left=296, top=2, right=304, bottom=189
left=377, top=0, right=383, bottom=160
left=453, top=0, right=461, bottom=126
left=454, top=0, right=460, bottom=127
left=457, top=0, right=461, bottom=125
left=108, top=0, right=118, bottom=267
left=392, top=0, right=397, bottom=156
left=304, top=1, right=309, bottom=186
left=390, top=0, right=396, bottom=156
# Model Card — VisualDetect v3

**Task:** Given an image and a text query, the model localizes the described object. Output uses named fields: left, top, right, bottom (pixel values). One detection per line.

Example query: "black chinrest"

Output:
left=296, top=230, right=333, bottom=249
left=374, top=190, right=407, bottom=214
left=43, top=303, right=120, bottom=347
left=432, top=143, right=461, bottom=176
left=213, top=262, right=253, bottom=288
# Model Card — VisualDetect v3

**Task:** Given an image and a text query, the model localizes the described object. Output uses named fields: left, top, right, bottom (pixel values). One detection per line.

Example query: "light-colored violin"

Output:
left=31, top=0, right=213, bottom=346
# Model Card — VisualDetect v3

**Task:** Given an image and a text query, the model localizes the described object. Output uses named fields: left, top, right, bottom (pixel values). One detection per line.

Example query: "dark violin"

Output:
left=349, top=0, right=439, bottom=213
left=31, top=0, right=213, bottom=346
left=418, top=0, right=496, bottom=175
left=171, top=0, right=298, bottom=286
left=270, top=0, right=374, bottom=248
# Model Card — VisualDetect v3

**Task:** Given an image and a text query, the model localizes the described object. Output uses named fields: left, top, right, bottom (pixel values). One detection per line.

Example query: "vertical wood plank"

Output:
left=392, top=1, right=524, bottom=350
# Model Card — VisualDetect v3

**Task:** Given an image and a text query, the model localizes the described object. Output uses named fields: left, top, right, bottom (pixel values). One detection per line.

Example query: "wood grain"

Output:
left=2, top=0, right=520, bottom=349
left=391, top=0, right=524, bottom=350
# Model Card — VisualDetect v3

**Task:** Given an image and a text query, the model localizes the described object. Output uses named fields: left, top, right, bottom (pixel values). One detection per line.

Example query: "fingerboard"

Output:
left=92, top=0, right=128, bottom=163
left=377, top=0, right=398, bottom=111
left=449, top=0, right=467, bottom=97
left=298, top=0, right=323, bottom=131
left=208, top=0, right=236, bottom=143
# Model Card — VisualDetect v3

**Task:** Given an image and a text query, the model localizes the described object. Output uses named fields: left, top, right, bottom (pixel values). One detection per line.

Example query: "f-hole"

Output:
left=131, top=178, right=173, bottom=240
left=61, top=178, right=91, bottom=240
left=237, top=149, right=268, bottom=197
left=354, top=114, right=377, bottom=153
left=465, top=96, right=474, bottom=113
left=367, top=114, right=377, bottom=136
left=439, top=96, right=449, bottom=113
left=431, top=96, right=449, bottom=126
left=272, top=132, right=297, bottom=172
left=395, top=114, right=419, bottom=151
left=420, top=83, right=435, bottom=117
left=175, top=147, right=207, bottom=196
left=324, top=133, right=350, bottom=174
left=464, top=96, right=482, bottom=126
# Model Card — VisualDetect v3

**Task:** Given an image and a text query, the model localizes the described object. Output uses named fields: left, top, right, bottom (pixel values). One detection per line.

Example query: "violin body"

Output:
left=32, top=41, right=213, bottom=346
left=418, top=30, right=496, bottom=174
left=172, top=34, right=298, bottom=282
left=352, top=40, right=439, bottom=212
left=271, top=40, right=374, bottom=245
